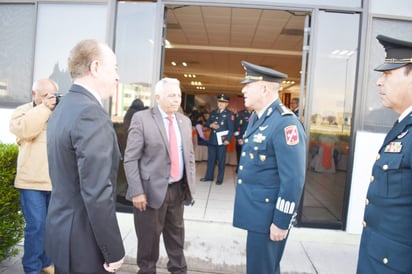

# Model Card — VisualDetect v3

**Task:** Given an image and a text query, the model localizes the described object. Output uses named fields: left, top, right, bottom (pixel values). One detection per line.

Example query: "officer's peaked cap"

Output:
left=375, top=35, right=412, bottom=72
left=240, top=61, right=288, bottom=84
left=217, top=93, right=230, bottom=102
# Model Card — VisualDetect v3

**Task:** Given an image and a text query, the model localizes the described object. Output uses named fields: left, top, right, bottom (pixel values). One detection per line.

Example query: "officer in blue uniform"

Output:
left=200, top=94, right=235, bottom=185
left=233, top=61, right=306, bottom=274
left=357, top=35, right=412, bottom=274
left=234, top=107, right=252, bottom=173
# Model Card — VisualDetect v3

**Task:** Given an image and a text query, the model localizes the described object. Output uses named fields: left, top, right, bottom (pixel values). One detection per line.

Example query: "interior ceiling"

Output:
left=163, top=6, right=307, bottom=97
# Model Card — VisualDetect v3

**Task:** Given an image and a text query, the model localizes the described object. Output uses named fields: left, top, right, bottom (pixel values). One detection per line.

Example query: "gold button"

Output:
left=242, top=152, right=246, bottom=157
left=239, top=165, right=243, bottom=170
left=265, top=198, right=270, bottom=203
left=238, top=179, right=242, bottom=184
left=382, top=258, right=388, bottom=264
left=370, top=176, right=374, bottom=183
left=376, top=154, right=380, bottom=160
left=254, top=146, right=258, bottom=151
left=362, top=221, right=367, bottom=227
left=365, top=199, right=369, bottom=205
left=244, top=139, right=248, bottom=143
left=382, top=164, right=388, bottom=170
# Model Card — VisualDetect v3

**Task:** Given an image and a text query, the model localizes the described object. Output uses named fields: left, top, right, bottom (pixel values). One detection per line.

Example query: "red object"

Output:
left=167, top=116, right=180, bottom=180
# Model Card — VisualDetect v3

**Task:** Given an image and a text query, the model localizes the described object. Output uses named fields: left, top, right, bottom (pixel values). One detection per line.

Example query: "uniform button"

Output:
left=382, top=258, right=388, bottom=264
left=382, top=164, right=388, bottom=170
left=265, top=198, right=270, bottom=203
left=245, top=138, right=248, bottom=143
left=239, top=165, right=243, bottom=170
left=370, top=176, right=374, bottom=183
left=365, top=199, right=369, bottom=205
left=238, top=179, right=242, bottom=184
left=242, top=152, right=246, bottom=157
left=254, top=146, right=258, bottom=150
left=362, top=221, right=367, bottom=227
left=376, top=154, right=380, bottom=160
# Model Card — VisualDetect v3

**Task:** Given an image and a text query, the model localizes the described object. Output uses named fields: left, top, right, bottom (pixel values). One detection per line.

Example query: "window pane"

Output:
left=0, top=4, right=35, bottom=107
left=302, top=11, right=359, bottom=227
left=33, top=3, right=107, bottom=94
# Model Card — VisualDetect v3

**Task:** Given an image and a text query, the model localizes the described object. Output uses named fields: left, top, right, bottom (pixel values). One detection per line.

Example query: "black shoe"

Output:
left=200, top=177, right=213, bottom=182
left=216, top=180, right=222, bottom=185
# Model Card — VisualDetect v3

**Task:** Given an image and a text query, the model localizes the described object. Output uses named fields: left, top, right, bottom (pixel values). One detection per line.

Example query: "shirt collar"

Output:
left=399, top=105, right=412, bottom=122
left=74, top=82, right=103, bottom=106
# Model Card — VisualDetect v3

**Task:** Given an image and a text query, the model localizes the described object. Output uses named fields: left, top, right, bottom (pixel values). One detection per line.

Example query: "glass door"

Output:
left=113, top=1, right=161, bottom=212
left=298, top=10, right=360, bottom=228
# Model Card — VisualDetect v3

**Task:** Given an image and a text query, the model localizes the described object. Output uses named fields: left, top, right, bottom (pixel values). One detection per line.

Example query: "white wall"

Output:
left=346, top=131, right=385, bottom=234
left=0, top=109, right=16, bottom=144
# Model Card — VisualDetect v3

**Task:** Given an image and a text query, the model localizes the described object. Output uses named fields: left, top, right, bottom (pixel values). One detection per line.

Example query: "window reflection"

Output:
left=301, top=11, right=359, bottom=227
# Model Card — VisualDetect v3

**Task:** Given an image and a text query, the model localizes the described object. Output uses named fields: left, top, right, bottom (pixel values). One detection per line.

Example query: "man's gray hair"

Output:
left=32, top=79, right=59, bottom=91
left=154, top=78, right=180, bottom=96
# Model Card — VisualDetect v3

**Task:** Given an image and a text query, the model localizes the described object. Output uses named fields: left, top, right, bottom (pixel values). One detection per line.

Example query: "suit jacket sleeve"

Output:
left=73, top=105, right=125, bottom=263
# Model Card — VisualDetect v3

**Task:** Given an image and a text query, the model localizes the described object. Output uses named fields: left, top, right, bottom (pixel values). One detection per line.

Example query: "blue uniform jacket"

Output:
left=357, top=112, right=412, bottom=274
left=233, top=99, right=306, bottom=232
left=235, top=109, right=252, bottom=141
left=206, top=108, right=235, bottom=146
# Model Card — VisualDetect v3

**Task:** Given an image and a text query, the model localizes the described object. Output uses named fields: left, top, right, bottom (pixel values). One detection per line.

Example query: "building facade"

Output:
left=1, top=0, right=411, bottom=233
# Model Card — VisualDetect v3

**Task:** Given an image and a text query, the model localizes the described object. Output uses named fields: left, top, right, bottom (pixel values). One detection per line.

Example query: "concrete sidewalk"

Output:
left=0, top=162, right=360, bottom=274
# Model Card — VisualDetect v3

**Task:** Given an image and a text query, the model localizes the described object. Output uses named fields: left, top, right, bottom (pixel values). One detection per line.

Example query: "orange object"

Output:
left=320, top=143, right=334, bottom=169
left=227, top=136, right=236, bottom=152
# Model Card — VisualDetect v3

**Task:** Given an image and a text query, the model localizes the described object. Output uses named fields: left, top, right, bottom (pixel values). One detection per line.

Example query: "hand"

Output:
left=223, top=140, right=230, bottom=145
left=132, top=194, right=147, bottom=212
left=210, top=122, right=219, bottom=129
left=269, top=223, right=288, bottom=241
left=42, top=93, right=57, bottom=110
left=237, top=139, right=243, bottom=145
left=103, top=257, right=124, bottom=273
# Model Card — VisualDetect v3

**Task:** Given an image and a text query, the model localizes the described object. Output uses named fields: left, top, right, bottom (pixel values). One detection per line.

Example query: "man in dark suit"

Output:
left=233, top=61, right=306, bottom=274
left=123, top=77, right=196, bottom=274
left=356, top=35, right=412, bottom=274
left=200, top=94, right=235, bottom=185
left=45, top=39, right=125, bottom=274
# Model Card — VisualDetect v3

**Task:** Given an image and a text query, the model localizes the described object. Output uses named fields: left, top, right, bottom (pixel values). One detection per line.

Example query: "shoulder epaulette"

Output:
left=276, top=103, right=293, bottom=116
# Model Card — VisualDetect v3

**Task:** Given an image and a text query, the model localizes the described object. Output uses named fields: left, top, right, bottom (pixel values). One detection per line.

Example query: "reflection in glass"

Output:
left=301, top=11, right=359, bottom=228
left=114, top=2, right=157, bottom=212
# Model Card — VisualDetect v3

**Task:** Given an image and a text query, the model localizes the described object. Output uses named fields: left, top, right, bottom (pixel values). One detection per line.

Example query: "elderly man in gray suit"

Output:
left=124, top=77, right=196, bottom=274
left=45, top=39, right=125, bottom=274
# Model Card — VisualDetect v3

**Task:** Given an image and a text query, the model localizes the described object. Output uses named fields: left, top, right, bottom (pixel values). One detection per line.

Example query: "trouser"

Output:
left=134, top=182, right=187, bottom=274
left=205, top=144, right=227, bottom=181
left=246, top=230, right=288, bottom=274
left=19, top=189, right=52, bottom=274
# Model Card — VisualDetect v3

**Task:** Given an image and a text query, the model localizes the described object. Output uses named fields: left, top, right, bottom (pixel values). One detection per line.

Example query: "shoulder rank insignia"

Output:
left=284, top=125, right=299, bottom=145
left=276, top=103, right=293, bottom=116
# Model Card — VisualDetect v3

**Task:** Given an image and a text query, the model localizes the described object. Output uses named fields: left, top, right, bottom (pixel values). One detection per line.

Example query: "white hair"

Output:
left=154, top=78, right=180, bottom=96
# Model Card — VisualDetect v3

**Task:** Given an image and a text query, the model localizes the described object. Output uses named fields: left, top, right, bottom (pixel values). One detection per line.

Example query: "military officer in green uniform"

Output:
left=233, top=61, right=306, bottom=274
left=200, top=94, right=235, bottom=185
left=357, top=35, right=412, bottom=274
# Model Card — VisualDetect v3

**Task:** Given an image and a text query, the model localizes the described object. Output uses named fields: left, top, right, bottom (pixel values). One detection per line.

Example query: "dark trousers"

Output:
left=205, top=144, right=227, bottom=181
left=133, top=183, right=187, bottom=274
left=246, top=231, right=288, bottom=274
left=55, top=266, right=109, bottom=274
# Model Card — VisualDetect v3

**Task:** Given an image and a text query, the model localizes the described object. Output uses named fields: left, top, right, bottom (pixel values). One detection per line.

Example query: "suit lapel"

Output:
left=152, top=107, right=170, bottom=153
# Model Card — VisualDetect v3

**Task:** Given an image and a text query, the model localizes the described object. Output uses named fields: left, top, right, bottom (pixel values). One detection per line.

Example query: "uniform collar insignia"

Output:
left=259, top=125, right=269, bottom=131
left=267, top=107, right=273, bottom=116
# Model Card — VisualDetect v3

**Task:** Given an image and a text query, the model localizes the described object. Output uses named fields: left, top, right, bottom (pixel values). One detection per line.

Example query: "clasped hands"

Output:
left=103, top=257, right=124, bottom=273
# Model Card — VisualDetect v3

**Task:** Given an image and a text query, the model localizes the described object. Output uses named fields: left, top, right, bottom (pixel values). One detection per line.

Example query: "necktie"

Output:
left=167, top=116, right=180, bottom=181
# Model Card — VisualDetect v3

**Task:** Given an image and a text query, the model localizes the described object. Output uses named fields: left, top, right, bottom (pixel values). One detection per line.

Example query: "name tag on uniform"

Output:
left=384, top=141, right=402, bottom=153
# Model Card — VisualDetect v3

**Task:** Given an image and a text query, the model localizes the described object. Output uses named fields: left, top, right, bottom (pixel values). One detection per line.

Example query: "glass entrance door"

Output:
left=298, top=10, right=360, bottom=228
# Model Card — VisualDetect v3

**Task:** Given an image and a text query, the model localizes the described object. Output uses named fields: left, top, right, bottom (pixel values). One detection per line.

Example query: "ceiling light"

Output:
left=171, top=61, right=176, bottom=66
left=182, top=62, right=187, bottom=67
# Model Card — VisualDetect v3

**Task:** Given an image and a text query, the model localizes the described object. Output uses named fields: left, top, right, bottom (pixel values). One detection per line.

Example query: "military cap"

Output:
left=375, top=35, right=412, bottom=72
left=240, top=60, right=288, bottom=84
left=217, top=93, right=230, bottom=102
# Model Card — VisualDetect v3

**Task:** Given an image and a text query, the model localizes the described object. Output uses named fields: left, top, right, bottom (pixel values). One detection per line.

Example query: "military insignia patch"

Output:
left=384, top=141, right=402, bottom=153
left=397, top=130, right=408, bottom=139
left=284, top=125, right=299, bottom=145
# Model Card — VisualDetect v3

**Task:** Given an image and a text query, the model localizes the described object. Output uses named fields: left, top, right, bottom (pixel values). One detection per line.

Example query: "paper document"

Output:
left=216, top=130, right=229, bottom=145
